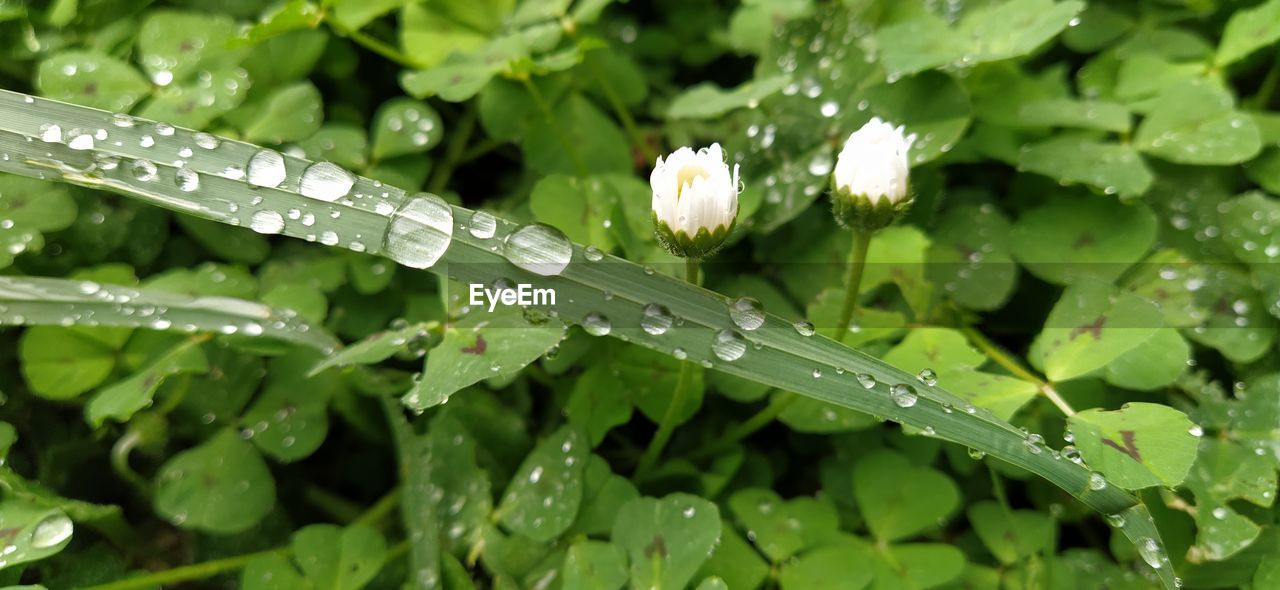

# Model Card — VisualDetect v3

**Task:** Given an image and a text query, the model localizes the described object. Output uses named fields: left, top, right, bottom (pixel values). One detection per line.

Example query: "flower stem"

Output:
left=77, top=548, right=290, bottom=590
left=959, top=326, right=1076, bottom=416
left=834, top=230, right=872, bottom=343
left=634, top=259, right=700, bottom=480
left=326, top=19, right=423, bottom=70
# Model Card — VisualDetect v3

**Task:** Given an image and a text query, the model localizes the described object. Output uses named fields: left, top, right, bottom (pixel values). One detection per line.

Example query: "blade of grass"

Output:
left=0, top=90, right=1178, bottom=589
left=0, top=275, right=338, bottom=351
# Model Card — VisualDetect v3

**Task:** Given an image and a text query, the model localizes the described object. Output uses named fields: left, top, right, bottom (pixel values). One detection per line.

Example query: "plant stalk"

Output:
left=960, top=326, right=1076, bottom=416
left=834, top=230, right=872, bottom=343
left=634, top=259, right=700, bottom=480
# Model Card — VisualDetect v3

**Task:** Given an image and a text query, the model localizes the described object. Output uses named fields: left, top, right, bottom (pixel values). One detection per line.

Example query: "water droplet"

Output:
left=584, top=246, right=604, bottom=262
left=246, top=149, right=286, bottom=188
left=1088, top=472, right=1107, bottom=491
left=820, top=100, right=839, bottom=117
left=193, top=132, right=219, bottom=150
left=812, top=368, right=822, bottom=378
left=1188, top=425, right=1204, bottom=437
left=712, top=329, right=747, bottom=361
left=30, top=514, right=73, bottom=549
left=66, top=129, right=94, bottom=150
left=384, top=193, right=454, bottom=269
left=582, top=312, right=611, bottom=336
left=175, top=168, right=199, bottom=192
left=504, top=223, right=572, bottom=277
left=250, top=210, right=285, bottom=234
left=889, top=384, right=917, bottom=408
left=299, top=161, right=356, bottom=202
left=1062, top=445, right=1083, bottom=464
left=39, top=123, right=62, bottom=143
left=468, top=211, right=497, bottom=239
left=154, top=122, right=175, bottom=136
left=916, top=368, right=937, bottom=386
left=856, top=373, right=876, bottom=389
left=1137, top=537, right=1164, bottom=569
left=728, top=297, right=765, bottom=331
left=641, top=304, right=674, bottom=335
left=129, top=159, right=158, bottom=182
left=672, top=347, right=687, bottom=360
left=792, top=320, right=815, bottom=336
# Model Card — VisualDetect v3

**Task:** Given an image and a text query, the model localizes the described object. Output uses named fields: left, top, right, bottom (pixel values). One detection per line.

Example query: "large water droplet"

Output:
left=250, top=210, right=285, bottom=234
left=1088, top=472, right=1107, bottom=491
left=39, top=123, right=62, bottom=143
left=641, top=304, right=674, bottom=335
left=130, top=159, right=158, bottom=182
left=246, top=149, right=286, bottom=188
left=856, top=373, right=876, bottom=389
left=384, top=193, right=454, bottom=269
left=30, top=513, right=73, bottom=549
left=582, top=312, right=611, bottom=336
left=299, top=161, right=356, bottom=202
left=1137, top=537, right=1164, bottom=569
left=889, top=383, right=917, bottom=408
left=728, top=297, right=765, bottom=331
left=504, top=223, right=572, bottom=277
left=712, top=329, right=747, bottom=361
left=916, top=368, right=937, bottom=386
left=793, top=320, right=815, bottom=336
left=468, top=211, right=497, bottom=239
left=175, top=167, right=199, bottom=192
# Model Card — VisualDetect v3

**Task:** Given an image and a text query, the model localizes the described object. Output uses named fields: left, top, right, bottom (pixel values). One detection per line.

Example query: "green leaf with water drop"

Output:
left=0, top=175, right=76, bottom=270
left=0, top=502, right=74, bottom=571
left=153, top=428, right=276, bottom=533
left=925, top=203, right=1018, bottom=311
left=779, top=391, right=878, bottom=433
left=1216, top=0, right=1280, bottom=66
left=696, top=523, right=769, bottom=590
left=1010, top=197, right=1157, bottom=286
left=241, top=552, right=308, bottom=590
left=137, top=10, right=246, bottom=83
left=424, top=413, right=493, bottom=556
left=371, top=98, right=443, bottom=160
left=1134, top=80, right=1261, bottom=165
left=1017, top=136, right=1153, bottom=197
left=611, top=493, right=721, bottom=590
left=566, top=364, right=634, bottom=447
left=967, top=500, right=1055, bottom=564
left=562, top=540, right=628, bottom=590
left=728, top=488, right=838, bottom=562
left=85, top=336, right=209, bottom=427
left=882, top=327, right=985, bottom=375
left=497, top=425, right=588, bottom=542
left=1017, top=98, right=1131, bottom=132
left=1217, top=192, right=1280, bottom=266
left=853, top=449, right=959, bottom=542
left=1032, top=280, right=1162, bottom=382
left=174, top=215, right=271, bottom=265
left=936, top=370, right=1038, bottom=421
left=242, top=350, right=339, bottom=462
left=1068, top=402, right=1199, bottom=490
left=298, top=124, right=369, bottom=171
left=1183, top=439, right=1275, bottom=562
left=878, top=542, right=967, bottom=588
left=138, top=67, right=254, bottom=129
left=529, top=174, right=622, bottom=250
left=1182, top=266, right=1275, bottom=363
left=404, top=308, right=564, bottom=411
left=236, top=82, right=325, bottom=145
left=36, top=51, right=151, bottom=113
left=666, top=75, right=790, bottom=120
left=309, top=322, right=430, bottom=375
left=291, top=524, right=388, bottom=590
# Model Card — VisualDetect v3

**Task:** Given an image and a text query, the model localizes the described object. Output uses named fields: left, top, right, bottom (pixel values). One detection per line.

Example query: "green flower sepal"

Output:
left=652, top=213, right=734, bottom=259
left=829, top=183, right=912, bottom=233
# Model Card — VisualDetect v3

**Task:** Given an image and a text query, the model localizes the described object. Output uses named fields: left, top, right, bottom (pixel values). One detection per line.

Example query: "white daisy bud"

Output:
left=650, top=143, right=740, bottom=258
left=830, top=117, right=917, bottom=232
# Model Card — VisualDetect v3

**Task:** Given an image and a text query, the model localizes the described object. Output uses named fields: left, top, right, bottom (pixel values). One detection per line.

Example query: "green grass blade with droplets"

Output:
left=0, top=275, right=338, bottom=351
left=0, top=90, right=1179, bottom=590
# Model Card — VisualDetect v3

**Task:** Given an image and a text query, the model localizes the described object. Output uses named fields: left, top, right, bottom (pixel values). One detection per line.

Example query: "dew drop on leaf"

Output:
left=246, top=149, right=286, bottom=188
left=641, top=304, right=673, bottom=335
left=728, top=297, right=765, bottom=331
left=30, top=514, right=73, bottom=549
left=384, top=193, right=454, bottom=269
left=468, top=210, right=496, bottom=239
left=298, top=161, right=356, bottom=202
left=249, top=210, right=285, bottom=234
left=582, top=312, right=611, bottom=336
left=503, top=223, right=572, bottom=277
left=889, top=383, right=917, bottom=408
left=712, top=329, right=747, bottom=361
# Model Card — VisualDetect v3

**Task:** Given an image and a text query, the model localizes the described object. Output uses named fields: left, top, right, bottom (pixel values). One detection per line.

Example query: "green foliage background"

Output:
left=0, top=0, right=1278, bottom=588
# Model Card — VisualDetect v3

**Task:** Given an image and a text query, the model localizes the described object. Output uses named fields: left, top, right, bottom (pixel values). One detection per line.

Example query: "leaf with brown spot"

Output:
left=1069, top=402, right=1199, bottom=490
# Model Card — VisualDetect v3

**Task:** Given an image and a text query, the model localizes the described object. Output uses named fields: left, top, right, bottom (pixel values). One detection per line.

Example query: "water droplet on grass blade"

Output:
left=504, top=223, right=572, bottom=276
left=175, top=168, right=199, bottom=192
left=1088, top=472, right=1107, bottom=490
left=856, top=373, right=876, bottom=389
left=299, top=161, right=356, bottom=202
left=31, top=514, right=73, bottom=548
left=641, top=304, right=673, bottom=335
left=250, top=210, right=285, bottom=234
left=582, top=312, right=611, bottom=336
left=712, top=329, right=747, bottom=361
left=889, top=384, right=917, bottom=407
left=468, top=211, right=497, bottom=238
left=384, top=193, right=454, bottom=269
left=916, top=368, right=937, bottom=386
left=247, top=149, right=286, bottom=188
left=729, top=297, right=765, bottom=330
left=793, top=320, right=815, bottom=336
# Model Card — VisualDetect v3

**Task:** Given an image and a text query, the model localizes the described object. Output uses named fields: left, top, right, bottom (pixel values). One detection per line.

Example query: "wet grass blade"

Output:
left=0, top=275, right=338, bottom=351
left=0, top=90, right=1178, bottom=589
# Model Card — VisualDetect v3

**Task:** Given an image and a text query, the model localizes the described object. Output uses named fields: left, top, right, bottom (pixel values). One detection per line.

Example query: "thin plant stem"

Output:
left=585, top=58, right=655, bottom=163
left=520, top=76, right=590, bottom=177
left=960, top=326, right=1076, bottom=416
left=834, top=230, right=872, bottom=343
left=326, top=20, right=424, bottom=70
left=426, top=104, right=477, bottom=194
left=687, top=391, right=798, bottom=461
left=634, top=259, right=700, bottom=480
left=78, top=548, right=290, bottom=590
left=1249, top=57, right=1280, bottom=110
